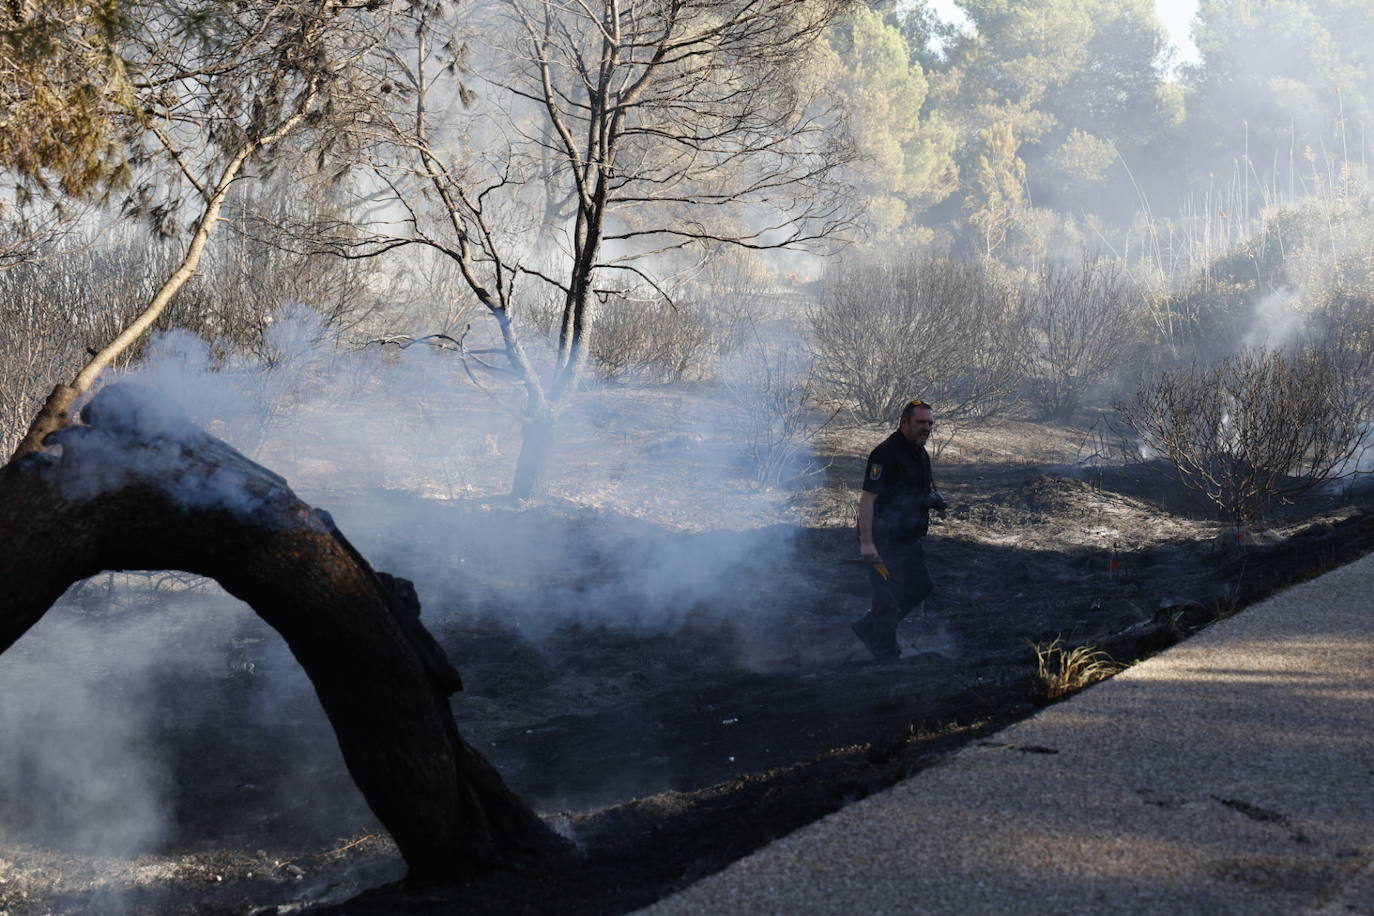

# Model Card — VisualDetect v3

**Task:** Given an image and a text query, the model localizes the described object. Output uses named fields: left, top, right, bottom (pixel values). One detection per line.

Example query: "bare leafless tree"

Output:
left=1306, top=287, right=1374, bottom=426
left=528, top=286, right=719, bottom=383
left=0, top=204, right=89, bottom=271
left=0, top=232, right=163, bottom=457
left=809, top=253, right=1024, bottom=426
left=1119, top=347, right=1370, bottom=524
left=0, top=212, right=396, bottom=459
left=721, top=321, right=829, bottom=489
left=185, top=182, right=395, bottom=352
left=312, top=0, right=856, bottom=497
left=1023, top=257, right=1144, bottom=419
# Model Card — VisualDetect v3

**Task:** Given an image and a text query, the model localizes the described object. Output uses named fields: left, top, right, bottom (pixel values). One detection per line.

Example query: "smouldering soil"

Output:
left=2, top=396, right=1373, bottom=916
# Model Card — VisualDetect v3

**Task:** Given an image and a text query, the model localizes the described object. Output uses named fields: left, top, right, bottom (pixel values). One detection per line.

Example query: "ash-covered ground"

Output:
left=3, top=370, right=1373, bottom=915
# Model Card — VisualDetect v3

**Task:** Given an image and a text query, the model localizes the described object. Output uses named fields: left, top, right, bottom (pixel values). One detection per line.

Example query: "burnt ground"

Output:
left=3, top=412, right=1374, bottom=915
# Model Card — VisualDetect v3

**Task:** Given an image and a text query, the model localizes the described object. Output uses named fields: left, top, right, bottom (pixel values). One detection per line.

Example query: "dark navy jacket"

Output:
left=861, top=430, right=933, bottom=543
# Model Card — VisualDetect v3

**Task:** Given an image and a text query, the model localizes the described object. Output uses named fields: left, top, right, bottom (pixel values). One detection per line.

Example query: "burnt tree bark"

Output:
left=0, top=384, right=571, bottom=879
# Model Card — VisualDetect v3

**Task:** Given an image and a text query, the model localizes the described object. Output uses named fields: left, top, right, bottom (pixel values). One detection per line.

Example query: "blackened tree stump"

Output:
left=0, top=384, right=571, bottom=878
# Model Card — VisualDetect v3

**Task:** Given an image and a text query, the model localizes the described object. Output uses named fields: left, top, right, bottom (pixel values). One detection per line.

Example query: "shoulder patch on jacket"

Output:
left=869, top=464, right=882, bottom=480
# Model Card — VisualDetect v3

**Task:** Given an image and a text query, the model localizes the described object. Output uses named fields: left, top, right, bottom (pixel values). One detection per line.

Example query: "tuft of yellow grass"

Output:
left=1031, top=639, right=1122, bottom=701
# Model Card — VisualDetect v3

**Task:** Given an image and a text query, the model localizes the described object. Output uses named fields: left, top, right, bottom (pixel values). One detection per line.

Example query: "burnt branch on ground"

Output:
left=0, top=383, right=572, bottom=880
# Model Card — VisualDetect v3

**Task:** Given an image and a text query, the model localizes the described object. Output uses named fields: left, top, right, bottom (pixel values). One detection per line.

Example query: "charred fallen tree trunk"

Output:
left=0, top=384, right=571, bottom=879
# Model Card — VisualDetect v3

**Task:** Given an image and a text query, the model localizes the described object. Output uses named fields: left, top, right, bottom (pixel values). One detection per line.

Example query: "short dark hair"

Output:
left=900, top=399, right=933, bottom=422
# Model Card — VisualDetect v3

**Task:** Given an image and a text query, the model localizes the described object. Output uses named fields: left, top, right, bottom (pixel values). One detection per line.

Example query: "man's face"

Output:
left=900, top=407, right=934, bottom=446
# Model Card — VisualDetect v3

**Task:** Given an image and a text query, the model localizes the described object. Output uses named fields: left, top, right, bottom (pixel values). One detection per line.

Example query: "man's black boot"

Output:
left=852, top=617, right=900, bottom=661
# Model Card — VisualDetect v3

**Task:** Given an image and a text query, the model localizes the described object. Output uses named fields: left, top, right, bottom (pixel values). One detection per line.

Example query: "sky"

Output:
left=927, top=0, right=1201, bottom=70
left=1153, top=0, right=1201, bottom=67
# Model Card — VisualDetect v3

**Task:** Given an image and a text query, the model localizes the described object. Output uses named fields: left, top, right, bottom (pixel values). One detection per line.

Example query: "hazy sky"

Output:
left=927, top=0, right=1201, bottom=69
left=1153, top=0, right=1201, bottom=66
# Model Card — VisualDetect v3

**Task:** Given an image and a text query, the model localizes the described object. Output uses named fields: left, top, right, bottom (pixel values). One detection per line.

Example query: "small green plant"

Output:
left=1031, top=639, right=1122, bottom=701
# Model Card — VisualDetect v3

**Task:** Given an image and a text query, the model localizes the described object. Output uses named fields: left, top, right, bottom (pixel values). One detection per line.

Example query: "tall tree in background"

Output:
left=1184, top=0, right=1374, bottom=204
left=821, top=5, right=958, bottom=240
left=333, top=0, right=855, bottom=498
left=904, top=0, right=1088, bottom=252
left=1034, top=0, right=1179, bottom=211
left=881, top=0, right=1179, bottom=252
left=948, top=0, right=1093, bottom=109
left=966, top=119, right=1026, bottom=254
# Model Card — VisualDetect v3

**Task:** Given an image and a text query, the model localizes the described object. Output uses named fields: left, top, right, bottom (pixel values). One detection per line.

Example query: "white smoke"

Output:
left=1240, top=287, right=1304, bottom=351
left=0, top=595, right=226, bottom=857
left=81, top=307, right=814, bottom=631
left=0, top=300, right=820, bottom=866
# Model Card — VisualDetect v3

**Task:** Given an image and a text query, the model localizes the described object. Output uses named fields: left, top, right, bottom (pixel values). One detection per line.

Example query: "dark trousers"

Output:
left=859, top=539, right=933, bottom=653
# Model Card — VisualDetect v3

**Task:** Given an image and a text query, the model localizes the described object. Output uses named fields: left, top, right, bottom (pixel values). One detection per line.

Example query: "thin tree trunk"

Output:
left=10, top=384, right=81, bottom=464
left=0, top=384, right=572, bottom=878
left=511, top=411, right=557, bottom=500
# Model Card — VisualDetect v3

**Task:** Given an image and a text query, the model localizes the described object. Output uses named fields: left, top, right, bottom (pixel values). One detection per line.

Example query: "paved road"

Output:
left=642, top=551, right=1374, bottom=915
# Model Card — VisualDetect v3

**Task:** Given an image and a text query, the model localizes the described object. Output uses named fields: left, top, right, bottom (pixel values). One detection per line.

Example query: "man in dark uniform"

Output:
left=852, top=399, right=946, bottom=660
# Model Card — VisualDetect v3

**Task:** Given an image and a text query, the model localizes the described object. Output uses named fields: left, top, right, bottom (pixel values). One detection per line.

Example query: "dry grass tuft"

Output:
left=1031, top=639, right=1122, bottom=701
